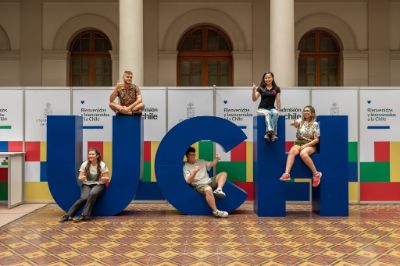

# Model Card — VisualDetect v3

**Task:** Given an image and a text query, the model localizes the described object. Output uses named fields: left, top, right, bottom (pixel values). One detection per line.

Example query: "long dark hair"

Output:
left=259, top=72, right=279, bottom=89
left=84, top=148, right=102, bottom=181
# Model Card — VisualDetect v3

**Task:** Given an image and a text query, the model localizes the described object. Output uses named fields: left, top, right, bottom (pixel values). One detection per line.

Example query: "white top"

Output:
left=183, top=159, right=212, bottom=186
left=79, top=161, right=109, bottom=185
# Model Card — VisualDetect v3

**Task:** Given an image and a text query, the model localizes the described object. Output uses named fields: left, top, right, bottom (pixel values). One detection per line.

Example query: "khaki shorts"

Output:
left=295, top=139, right=317, bottom=150
left=192, top=177, right=218, bottom=194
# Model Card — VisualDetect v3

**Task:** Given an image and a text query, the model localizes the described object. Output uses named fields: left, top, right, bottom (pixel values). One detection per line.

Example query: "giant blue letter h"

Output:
left=253, top=115, right=349, bottom=217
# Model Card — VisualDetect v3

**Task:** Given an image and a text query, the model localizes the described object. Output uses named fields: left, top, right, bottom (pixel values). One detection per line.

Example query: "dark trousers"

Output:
left=66, top=184, right=105, bottom=217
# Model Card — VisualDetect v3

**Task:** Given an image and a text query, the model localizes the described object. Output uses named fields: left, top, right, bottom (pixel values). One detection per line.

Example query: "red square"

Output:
left=0, top=168, right=7, bottom=182
left=87, top=142, right=104, bottom=158
left=144, top=141, right=151, bottom=161
left=361, top=182, right=400, bottom=201
left=25, top=142, right=40, bottom=162
left=233, top=182, right=253, bottom=200
left=374, top=142, right=390, bottom=162
left=286, top=141, right=295, bottom=153
left=231, top=142, right=246, bottom=161
left=8, top=141, right=24, bottom=152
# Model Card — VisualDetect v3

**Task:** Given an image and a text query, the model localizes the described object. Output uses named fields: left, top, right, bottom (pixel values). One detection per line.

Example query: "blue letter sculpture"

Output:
left=253, top=115, right=348, bottom=217
left=47, top=115, right=143, bottom=216
left=155, top=116, right=248, bottom=215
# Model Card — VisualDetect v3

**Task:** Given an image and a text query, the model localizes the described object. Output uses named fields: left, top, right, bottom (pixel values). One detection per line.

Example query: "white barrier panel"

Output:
left=312, top=89, right=358, bottom=141
left=25, top=89, right=71, bottom=141
left=72, top=88, right=114, bottom=156
left=360, top=89, right=400, bottom=162
left=0, top=89, right=23, bottom=141
left=142, top=88, right=167, bottom=141
left=215, top=88, right=258, bottom=140
left=167, top=88, right=213, bottom=130
left=280, top=89, right=310, bottom=141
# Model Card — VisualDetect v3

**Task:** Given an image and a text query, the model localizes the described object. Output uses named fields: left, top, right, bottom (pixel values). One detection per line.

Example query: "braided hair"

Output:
left=84, top=148, right=102, bottom=181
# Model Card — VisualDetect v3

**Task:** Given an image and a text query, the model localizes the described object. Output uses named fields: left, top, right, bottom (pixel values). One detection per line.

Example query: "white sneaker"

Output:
left=213, top=188, right=226, bottom=198
left=213, top=210, right=228, bottom=218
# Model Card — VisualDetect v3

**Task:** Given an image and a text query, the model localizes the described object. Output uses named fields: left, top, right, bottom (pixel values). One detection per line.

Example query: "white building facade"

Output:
left=0, top=0, right=399, bottom=87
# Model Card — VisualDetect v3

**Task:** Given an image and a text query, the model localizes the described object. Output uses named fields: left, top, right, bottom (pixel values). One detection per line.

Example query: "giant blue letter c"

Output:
left=155, top=116, right=248, bottom=215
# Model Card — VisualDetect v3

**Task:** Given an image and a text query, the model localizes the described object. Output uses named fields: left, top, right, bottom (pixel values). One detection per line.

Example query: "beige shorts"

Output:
left=192, top=177, right=218, bottom=194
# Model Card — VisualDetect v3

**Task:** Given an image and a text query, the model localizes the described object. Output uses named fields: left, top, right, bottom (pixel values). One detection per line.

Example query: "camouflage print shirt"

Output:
left=117, top=84, right=141, bottom=107
left=295, top=119, right=320, bottom=142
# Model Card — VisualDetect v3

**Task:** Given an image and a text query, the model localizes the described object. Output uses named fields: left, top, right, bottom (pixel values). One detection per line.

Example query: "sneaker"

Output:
left=271, top=135, right=278, bottom=142
left=72, top=216, right=90, bottom=223
left=59, top=214, right=71, bottom=223
left=213, top=188, right=226, bottom=199
left=279, top=173, right=291, bottom=181
left=264, top=133, right=271, bottom=141
left=312, top=172, right=322, bottom=187
left=213, top=210, right=229, bottom=218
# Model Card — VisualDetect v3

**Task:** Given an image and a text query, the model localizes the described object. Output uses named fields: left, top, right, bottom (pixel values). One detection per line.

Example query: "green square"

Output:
left=216, top=162, right=246, bottom=182
left=0, top=182, right=7, bottom=201
left=360, top=162, right=390, bottom=182
left=348, top=142, right=358, bottom=162
left=199, top=141, right=213, bottom=161
left=142, top=161, right=151, bottom=182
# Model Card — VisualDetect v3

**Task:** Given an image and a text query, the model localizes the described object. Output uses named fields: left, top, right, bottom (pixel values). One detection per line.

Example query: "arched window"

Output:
left=298, top=30, right=341, bottom=86
left=69, top=30, right=112, bottom=86
left=178, top=25, right=233, bottom=86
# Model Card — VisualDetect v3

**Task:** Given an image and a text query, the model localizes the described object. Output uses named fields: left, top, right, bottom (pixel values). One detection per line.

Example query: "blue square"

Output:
left=348, top=162, right=358, bottom=182
left=0, top=142, right=8, bottom=152
left=40, top=162, right=47, bottom=182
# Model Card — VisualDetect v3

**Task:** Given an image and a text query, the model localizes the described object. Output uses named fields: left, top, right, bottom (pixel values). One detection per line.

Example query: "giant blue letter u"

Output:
left=47, top=115, right=143, bottom=216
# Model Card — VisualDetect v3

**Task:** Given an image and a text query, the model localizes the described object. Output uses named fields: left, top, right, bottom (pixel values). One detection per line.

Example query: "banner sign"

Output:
left=25, top=89, right=71, bottom=141
left=0, top=90, right=23, bottom=141
left=167, top=88, right=213, bottom=130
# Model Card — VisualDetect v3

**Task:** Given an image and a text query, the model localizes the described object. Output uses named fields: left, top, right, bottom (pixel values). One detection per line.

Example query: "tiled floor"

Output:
left=0, top=203, right=46, bottom=228
left=1, top=202, right=400, bottom=265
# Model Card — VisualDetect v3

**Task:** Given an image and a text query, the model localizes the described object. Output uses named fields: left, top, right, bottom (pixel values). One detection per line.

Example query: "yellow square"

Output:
left=222, top=241, right=241, bottom=248
left=388, top=250, right=400, bottom=258
left=24, top=251, right=47, bottom=259
left=192, top=241, right=210, bottom=248
left=124, top=251, right=146, bottom=259
left=79, top=233, right=97, bottom=240
left=223, top=250, right=246, bottom=258
left=9, top=242, right=29, bottom=248
left=356, top=250, right=378, bottom=258
left=130, top=242, right=150, bottom=248
left=58, top=251, right=80, bottom=259
left=161, top=241, right=180, bottom=248
left=189, top=249, right=213, bottom=259
left=39, top=242, right=59, bottom=249
left=323, top=250, right=345, bottom=259
left=0, top=251, right=14, bottom=257
left=157, top=250, right=179, bottom=259
left=256, top=250, right=278, bottom=258
left=289, top=250, right=311, bottom=259
left=70, top=242, right=89, bottom=249
left=344, top=241, right=364, bottom=248
left=90, top=251, right=113, bottom=259
left=314, top=241, right=333, bottom=248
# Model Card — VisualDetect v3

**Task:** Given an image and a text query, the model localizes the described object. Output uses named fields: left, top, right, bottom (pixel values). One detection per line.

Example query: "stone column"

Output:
left=119, top=0, right=143, bottom=85
left=20, top=0, right=43, bottom=86
left=270, top=0, right=295, bottom=87
left=368, top=0, right=390, bottom=86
